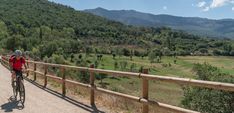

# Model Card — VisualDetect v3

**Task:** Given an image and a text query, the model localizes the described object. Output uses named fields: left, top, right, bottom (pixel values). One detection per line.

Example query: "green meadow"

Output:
left=67, top=54, right=234, bottom=106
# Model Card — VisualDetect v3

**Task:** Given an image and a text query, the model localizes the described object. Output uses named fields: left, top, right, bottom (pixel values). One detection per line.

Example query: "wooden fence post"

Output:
left=142, top=69, right=149, bottom=113
left=44, top=65, right=48, bottom=87
left=90, top=64, right=95, bottom=105
left=26, top=61, right=29, bottom=77
left=33, top=63, right=37, bottom=81
left=61, top=67, right=66, bottom=96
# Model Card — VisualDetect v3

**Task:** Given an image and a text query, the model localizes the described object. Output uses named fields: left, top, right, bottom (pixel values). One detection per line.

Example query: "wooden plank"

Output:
left=27, top=69, right=34, bottom=73
left=65, top=79, right=90, bottom=88
left=141, top=74, right=234, bottom=92
left=34, top=71, right=44, bottom=76
left=46, top=74, right=62, bottom=83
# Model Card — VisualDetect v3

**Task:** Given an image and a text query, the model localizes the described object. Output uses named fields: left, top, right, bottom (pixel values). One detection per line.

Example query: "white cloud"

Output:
left=163, top=6, right=167, bottom=10
left=197, top=1, right=206, bottom=7
left=210, top=0, right=232, bottom=8
left=197, top=0, right=234, bottom=12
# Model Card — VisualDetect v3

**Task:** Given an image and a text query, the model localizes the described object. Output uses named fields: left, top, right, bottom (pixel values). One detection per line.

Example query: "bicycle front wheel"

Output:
left=19, top=80, right=25, bottom=105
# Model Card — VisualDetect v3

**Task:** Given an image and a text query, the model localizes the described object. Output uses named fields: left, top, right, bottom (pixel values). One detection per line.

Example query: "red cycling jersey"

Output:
left=9, top=57, right=26, bottom=71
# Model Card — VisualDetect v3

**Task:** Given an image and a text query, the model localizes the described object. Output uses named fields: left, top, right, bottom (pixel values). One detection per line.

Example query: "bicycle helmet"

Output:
left=15, top=50, right=22, bottom=57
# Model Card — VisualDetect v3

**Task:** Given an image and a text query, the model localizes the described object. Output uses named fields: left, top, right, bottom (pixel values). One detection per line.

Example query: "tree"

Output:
left=39, top=41, right=58, bottom=58
left=148, top=51, right=156, bottom=63
left=50, top=54, right=66, bottom=64
left=122, top=48, right=130, bottom=56
left=213, top=49, right=221, bottom=56
left=112, top=53, right=116, bottom=59
left=0, top=21, right=8, bottom=41
left=114, top=61, right=119, bottom=70
left=199, top=48, right=208, bottom=54
left=40, top=26, right=52, bottom=40
left=70, top=53, right=74, bottom=62
left=62, top=27, right=76, bottom=39
left=230, top=50, right=234, bottom=56
left=130, top=50, right=133, bottom=60
left=5, top=35, right=23, bottom=51
left=116, top=48, right=123, bottom=58
left=223, top=44, right=232, bottom=55
left=96, top=73, right=108, bottom=88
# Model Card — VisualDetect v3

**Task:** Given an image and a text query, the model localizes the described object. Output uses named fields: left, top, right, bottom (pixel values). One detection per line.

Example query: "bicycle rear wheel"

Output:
left=19, top=79, right=25, bottom=105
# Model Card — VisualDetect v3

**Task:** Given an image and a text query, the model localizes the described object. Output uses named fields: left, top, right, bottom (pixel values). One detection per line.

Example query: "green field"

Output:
left=69, top=54, right=234, bottom=107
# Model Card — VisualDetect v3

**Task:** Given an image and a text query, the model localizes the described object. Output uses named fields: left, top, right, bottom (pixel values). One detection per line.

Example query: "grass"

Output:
left=30, top=54, right=234, bottom=112
left=27, top=54, right=234, bottom=112
left=179, top=56, right=234, bottom=75
left=79, top=55, right=234, bottom=107
left=72, top=54, right=192, bottom=106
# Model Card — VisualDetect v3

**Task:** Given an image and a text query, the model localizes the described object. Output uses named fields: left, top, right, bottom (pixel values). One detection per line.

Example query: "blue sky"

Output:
left=49, top=0, right=234, bottom=19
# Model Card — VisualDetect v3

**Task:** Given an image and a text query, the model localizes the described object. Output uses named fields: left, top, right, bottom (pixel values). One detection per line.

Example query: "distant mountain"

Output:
left=84, top=7, right=234, bottom=39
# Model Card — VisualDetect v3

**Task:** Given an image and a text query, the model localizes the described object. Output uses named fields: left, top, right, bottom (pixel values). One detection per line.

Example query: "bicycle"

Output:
left=12, top=70, right=26, bottom=105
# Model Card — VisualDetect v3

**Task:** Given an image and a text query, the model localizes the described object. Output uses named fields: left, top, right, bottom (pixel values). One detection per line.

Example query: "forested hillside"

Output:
left=0, top=0, right=233, bottom=61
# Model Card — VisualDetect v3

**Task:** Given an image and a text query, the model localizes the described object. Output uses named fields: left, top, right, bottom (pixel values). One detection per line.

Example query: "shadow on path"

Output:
left=1, top=96, right=24, bottom=112
left=25, top=77, right=105, bottom=113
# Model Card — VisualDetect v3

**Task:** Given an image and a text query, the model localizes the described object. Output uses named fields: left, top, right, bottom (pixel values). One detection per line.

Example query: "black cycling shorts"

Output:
left=13, top=69, right=23, bottom=77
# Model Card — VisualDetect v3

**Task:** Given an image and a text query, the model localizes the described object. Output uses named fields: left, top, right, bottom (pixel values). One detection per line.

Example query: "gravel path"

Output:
left=0, top=64, right=105, bottom=113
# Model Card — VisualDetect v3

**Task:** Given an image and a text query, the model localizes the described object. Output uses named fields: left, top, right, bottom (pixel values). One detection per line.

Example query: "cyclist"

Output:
left=9, top=50, right=28, bottom=85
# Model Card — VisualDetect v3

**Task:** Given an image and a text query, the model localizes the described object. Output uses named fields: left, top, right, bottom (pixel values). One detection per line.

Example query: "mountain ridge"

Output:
left=84, top=7, right=234, bottom=39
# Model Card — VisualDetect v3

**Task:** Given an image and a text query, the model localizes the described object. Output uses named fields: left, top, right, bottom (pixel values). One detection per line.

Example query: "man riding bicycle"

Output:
left=9, top=50, right=28, bottom=85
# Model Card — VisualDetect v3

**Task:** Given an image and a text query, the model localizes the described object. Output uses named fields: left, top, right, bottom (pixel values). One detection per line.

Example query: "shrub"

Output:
left=119, top=61, right=128, bottom=71
left=182, top=63, right=234, bottom=113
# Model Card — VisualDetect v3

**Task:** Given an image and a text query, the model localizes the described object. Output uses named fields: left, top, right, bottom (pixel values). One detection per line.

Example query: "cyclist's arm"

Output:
left=24, top=63, right=28, bottom=70
left=9, top=59, right=13, bottom=72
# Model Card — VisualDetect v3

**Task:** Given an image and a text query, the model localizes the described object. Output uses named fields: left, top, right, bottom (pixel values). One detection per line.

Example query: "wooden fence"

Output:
left=1, top=56, right=234, bottom=113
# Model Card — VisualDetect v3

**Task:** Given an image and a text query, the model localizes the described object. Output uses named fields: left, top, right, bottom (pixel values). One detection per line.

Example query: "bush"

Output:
left=229, top=50, right=234, bottom=56
left=119, top=61, right=128, bottom=71
left=130, top=63, right=136, bottom=72
left=182, top=63, right=234, bottom=113
left=213, top=49, right=222, bottom=55
left=161, top=63, right=168, bottom=67
left=114, top=61, right=119, bottom=70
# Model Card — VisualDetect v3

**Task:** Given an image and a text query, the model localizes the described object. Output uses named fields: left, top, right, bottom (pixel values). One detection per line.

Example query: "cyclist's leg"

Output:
left=11, top=69, right=16, bottom=87
left=16, top=70, right=25, bottom=104
left=15, top=70, right=23, bottom=84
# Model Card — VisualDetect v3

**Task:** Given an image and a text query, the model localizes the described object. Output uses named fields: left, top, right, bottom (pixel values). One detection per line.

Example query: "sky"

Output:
left=48, top=0, right=234, bottom=19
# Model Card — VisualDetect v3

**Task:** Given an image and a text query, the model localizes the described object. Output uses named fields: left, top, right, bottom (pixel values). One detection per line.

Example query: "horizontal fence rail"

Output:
left=1, top=56, right=234, bottom=113
left=26, top=60, right=234, bottom=92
